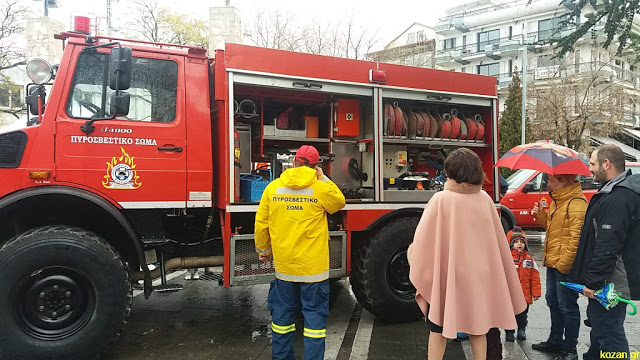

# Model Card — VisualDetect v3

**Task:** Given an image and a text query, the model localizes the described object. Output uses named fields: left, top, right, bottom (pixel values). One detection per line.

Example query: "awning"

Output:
left=590, top=135, right=640, bottom=162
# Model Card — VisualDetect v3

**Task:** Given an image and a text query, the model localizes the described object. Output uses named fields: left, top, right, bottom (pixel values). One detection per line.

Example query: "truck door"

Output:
left=513, top=171, right=548, bottom=226
left=54, top=49, right=187, bottom=208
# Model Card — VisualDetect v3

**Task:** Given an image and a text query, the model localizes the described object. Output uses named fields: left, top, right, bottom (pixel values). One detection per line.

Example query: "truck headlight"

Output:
left=26, top=58, right=53, bottom=84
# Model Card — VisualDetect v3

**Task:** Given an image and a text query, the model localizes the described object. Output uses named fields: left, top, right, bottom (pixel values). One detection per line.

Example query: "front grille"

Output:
left=0, top=131, right=27, bottom=168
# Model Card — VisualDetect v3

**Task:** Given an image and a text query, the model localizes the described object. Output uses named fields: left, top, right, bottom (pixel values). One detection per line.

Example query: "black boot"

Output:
left=516, top=328, right=526, bottom=340
left=505, top=330, right=515, bottom=342
left=531, top=340, right=563, bottom=353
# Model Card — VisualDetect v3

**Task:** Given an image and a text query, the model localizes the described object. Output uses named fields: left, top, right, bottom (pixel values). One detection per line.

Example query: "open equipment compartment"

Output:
left=379, top=87, right=495, bottom=202
left=230, top=75, right=376, bottom=204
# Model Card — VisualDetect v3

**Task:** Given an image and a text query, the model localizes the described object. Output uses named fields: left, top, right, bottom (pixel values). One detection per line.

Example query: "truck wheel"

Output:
left=350, top=217, right=422, bottom=323
left=0, top=226, right=132, bottom=360
left=501, top=215, right=512, bottom=234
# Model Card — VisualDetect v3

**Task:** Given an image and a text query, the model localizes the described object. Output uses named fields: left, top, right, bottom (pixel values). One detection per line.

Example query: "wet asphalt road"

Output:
left=103, top=243, right=640, bottom=360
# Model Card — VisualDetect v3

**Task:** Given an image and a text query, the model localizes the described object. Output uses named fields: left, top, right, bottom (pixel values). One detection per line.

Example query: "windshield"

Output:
left=66, top=52, right=178, bottom=122
left=506, top=169, right=536, bottom=190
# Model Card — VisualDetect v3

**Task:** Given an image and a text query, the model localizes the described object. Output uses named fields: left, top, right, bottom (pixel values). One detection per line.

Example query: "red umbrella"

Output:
left=495, top=142, right=590, bottom=176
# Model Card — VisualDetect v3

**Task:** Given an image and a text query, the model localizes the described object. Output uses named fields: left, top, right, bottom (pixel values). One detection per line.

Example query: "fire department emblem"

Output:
left=540, top=196, right=548, bottom=208
left=103, top=148, right=142, bottom=189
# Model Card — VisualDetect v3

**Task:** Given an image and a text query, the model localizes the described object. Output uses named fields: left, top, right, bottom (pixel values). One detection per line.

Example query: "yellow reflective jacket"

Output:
left=534, top=182, right=587, bottom=274
left=254, top=166, right=346, bottom=282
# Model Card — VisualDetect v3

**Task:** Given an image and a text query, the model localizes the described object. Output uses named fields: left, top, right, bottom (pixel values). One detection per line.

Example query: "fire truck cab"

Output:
left=0, top=31, right=501, bottom=359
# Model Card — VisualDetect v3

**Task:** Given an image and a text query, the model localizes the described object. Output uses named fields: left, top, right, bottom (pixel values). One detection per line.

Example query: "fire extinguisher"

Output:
left=234, top=130, right=241, bottom=165
left=234, top=129, right=241, bottom=201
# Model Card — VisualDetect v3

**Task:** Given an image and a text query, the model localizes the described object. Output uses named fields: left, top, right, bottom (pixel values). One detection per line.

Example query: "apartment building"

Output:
left=367, top=23, right=436, bottom=68
left=433, top=0, right=640, bottom=159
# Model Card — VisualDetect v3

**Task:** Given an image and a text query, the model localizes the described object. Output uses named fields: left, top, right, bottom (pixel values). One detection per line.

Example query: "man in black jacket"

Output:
left=569, top=144, right=640, bottom=360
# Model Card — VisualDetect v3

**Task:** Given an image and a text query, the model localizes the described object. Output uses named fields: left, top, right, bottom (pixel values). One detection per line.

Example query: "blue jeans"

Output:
left=545, top=268, right=580, bottom=350
left=267, top=279, right=329, bottom=360
left=583, top=299, right=629, bottom=360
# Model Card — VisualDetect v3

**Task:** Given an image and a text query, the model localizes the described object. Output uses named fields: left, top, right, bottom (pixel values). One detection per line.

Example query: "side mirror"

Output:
left=110, top=92, right=130, bottom=117
left=109, top=46, right=132, bottom=91
left=522, top=182, right=535, bottom=193
left=25, top=85, right=46, bottom=116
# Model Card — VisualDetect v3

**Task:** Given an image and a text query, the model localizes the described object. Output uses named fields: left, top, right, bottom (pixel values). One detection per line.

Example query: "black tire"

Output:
left=350, top=217, right=422, bottom=323
left=0, top=226, right=132, bottom=360
left=501, top=215, right=512, bottom=234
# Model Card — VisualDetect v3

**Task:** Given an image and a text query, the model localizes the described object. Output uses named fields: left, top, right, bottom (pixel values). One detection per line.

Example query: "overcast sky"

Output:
left=27, top=0, right=474, bottom=50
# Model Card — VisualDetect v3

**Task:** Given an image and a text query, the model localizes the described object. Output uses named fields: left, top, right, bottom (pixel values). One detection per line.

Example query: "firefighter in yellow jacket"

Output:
left=254, top=145, right=345, bottom=360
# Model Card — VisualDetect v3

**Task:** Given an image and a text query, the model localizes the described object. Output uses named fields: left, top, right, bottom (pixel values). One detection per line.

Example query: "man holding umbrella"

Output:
left=569, top=144, right=640, bottom=360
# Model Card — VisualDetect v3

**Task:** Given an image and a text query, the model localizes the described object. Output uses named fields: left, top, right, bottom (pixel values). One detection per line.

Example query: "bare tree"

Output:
left=128, top=0, right=164, bottom=42
left=339, top=15, right=378, bottom=60
left=0, top=0, right=27, bottom=119
left=126, top=0, right=208, bottom=46
left=298, top=20, right=335, bottom=55
left=528, top=59, right=631, bottom=152
left=246, top=10, right=379, bottom=59
left=246, top=10, right=301, bottom=51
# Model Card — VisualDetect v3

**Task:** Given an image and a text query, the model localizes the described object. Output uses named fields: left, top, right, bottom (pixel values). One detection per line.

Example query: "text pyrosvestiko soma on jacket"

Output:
left=254, top=166, right=346, bottom=282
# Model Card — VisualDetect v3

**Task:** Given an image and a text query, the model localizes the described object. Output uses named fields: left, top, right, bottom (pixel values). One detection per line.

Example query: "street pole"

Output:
left=521, top=33, right=528, bottom=145
left=107, top=0, right=112, bottom=35
left=44, top=0, right=48, bottom=17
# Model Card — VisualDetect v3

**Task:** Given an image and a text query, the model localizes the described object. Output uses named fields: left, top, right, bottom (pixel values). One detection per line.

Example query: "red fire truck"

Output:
left=0, top=28, right=501, bottom=359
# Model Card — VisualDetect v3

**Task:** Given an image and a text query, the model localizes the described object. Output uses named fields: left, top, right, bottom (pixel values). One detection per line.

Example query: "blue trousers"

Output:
left=545, top=268, right=580, bottom=350
left=267, top=279, right=329, bottom=360
left=583, top=299, right=629, bottom=360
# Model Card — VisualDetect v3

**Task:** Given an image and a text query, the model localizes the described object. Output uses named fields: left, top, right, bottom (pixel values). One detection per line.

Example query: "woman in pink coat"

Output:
left=408, top=148, right=527, bottom=360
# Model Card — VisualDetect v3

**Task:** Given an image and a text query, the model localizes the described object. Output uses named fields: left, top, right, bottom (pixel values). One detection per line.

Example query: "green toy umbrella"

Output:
left=560, top=282, right=637, bottom=315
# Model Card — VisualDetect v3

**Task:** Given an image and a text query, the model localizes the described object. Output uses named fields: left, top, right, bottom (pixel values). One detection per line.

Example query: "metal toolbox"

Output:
left=274, top=127, right=307, bottom=138
left=383, top=189, right=438, bottom=202
left=229, top=231, right=347, bottom=286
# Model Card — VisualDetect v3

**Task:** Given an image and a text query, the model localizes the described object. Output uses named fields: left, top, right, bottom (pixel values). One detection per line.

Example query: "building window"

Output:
left=538, top=15, right=568, bottom=41
left=508, top=26, right=513, bottom=40
left=461, top=67, right=466, bottom=73
left=405, top=57, right=416, bottom=66
left=477, top=29, right=500, bottom=52
left=535, top=55, right=565, bottom=79
left=443, top=37, right=456, bottom=50
left=477, top=63, right=500, bottom=77
left=407, top=32, right=416, bottom=44
left=417, top=31, right=425, bottom=42
left=508, top=60, right=513, bottom=76
left=0, top=84, right=21, bottom=109
left=538, top=54, right=562, bottom=68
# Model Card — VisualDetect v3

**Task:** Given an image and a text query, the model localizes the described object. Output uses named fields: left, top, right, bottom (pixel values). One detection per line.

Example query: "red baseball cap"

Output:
left=295, top=145, right=320, bottom=166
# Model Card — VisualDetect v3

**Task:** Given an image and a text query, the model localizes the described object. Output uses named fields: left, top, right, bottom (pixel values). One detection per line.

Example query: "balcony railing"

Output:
left=527, top=61, right=640, bottom=86
left=436, top=0, right=546, bottom=24
left=435, top=25, right=616, bottom=62
left=467, top=62, right=640, bottom=90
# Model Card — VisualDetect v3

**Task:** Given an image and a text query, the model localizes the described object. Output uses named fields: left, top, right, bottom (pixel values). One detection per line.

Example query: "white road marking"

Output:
left=462, top=339, right=474, bottom=359
left=503, top=338, right=527, bottom=359
left=133, top=270, right=187, bottom=297
left=349, top=308, right=375, bottom=359
left=324, top=280, right=357, bottom=360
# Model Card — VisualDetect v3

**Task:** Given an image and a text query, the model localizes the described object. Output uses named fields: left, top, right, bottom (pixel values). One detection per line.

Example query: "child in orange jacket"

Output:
left=505, top=227, right=541, bottom=342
